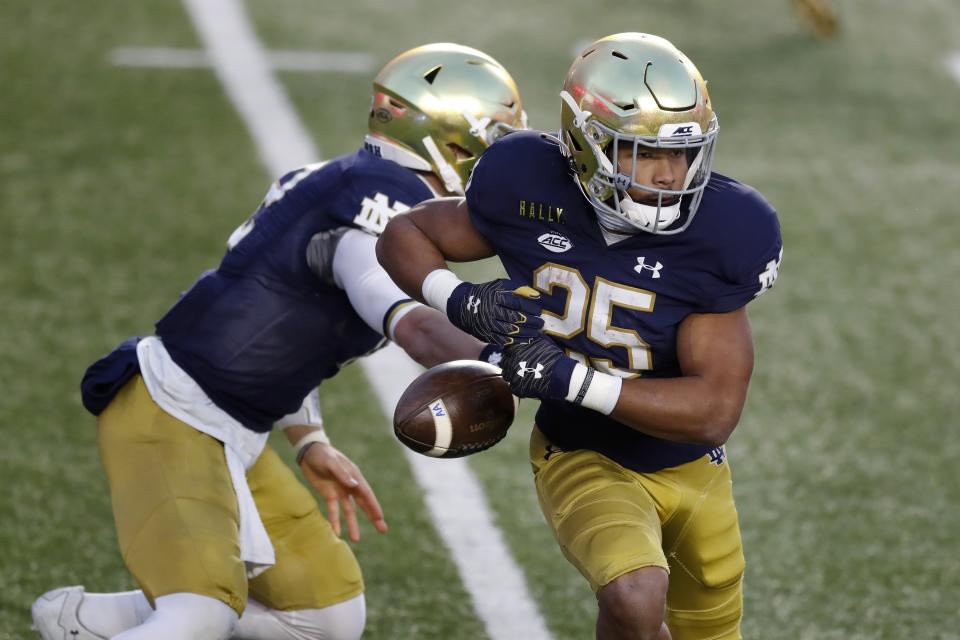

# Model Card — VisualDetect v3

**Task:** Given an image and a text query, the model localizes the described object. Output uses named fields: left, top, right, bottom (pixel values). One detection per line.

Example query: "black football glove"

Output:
left=446, top=279, right=544, bottom=346
left=499, top=336, right=576, bottom=402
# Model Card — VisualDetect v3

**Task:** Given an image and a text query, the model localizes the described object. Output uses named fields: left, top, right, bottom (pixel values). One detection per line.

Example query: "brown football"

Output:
left=393, top=360, right=515, bottom=458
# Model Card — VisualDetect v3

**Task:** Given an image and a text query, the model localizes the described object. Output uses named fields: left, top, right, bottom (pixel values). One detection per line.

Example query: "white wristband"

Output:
left=421, top=268, right=464, bottom=312
left=293, top=429, right=331, bottom=464
left=565, top=363, right=622, bottom=415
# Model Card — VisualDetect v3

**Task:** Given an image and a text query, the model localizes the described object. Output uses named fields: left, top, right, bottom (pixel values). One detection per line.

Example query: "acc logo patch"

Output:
left=537, top=232, right=572, bottom=253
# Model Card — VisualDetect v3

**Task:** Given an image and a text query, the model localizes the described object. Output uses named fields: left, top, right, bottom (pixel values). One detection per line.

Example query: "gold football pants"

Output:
left=530, top=426, right=744, bottom=639
left=97, top=375, right=363, bottom=615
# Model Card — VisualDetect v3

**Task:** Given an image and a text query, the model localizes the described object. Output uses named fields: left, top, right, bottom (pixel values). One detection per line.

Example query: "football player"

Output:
left=30, top=43, right=525, bottom=640
left=377, top=33, right=783, bottom=640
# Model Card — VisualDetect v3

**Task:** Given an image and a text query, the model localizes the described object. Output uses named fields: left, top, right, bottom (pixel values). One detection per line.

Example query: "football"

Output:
left=393, top=360, right=515, bottom=458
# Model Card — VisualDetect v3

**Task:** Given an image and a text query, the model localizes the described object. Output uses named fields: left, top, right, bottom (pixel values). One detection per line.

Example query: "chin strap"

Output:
left=617, top=196, right=681, bottom=231
left=560, top=91, right=614, bottom=175
left=365, top=134, right=463, bottom=195
left=462, top=111, right=493, bottom=142
left=560, top=90, right=589, bottom=129
left=421, top=135, right=464, bottom=194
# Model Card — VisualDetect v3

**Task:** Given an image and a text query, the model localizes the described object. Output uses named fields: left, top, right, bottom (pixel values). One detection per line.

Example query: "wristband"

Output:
left=478, top=343, right=504, bottom=367
left=293, top=429, right=331, bottom=464
left=422, top=268, right=464, bottom=312
left=565, top=363, right=622, bottom=415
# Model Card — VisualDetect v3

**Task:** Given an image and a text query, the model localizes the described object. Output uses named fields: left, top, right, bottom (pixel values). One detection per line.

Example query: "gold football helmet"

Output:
left=560, top=33, right=718, bottom=234
left=366, top=43, right=527, bottom=195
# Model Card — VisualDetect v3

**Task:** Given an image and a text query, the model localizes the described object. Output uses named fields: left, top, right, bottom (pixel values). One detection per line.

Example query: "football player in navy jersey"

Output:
left=31, top=44, right=526, bottom=640
left=378, top=33, right=783, bottom=640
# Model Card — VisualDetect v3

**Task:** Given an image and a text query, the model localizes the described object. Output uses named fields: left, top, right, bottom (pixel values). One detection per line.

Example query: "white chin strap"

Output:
left=560, top=91, right=614, bottom=175
left=422, top=135, right=464, bottom=194
left=617, top=197, right=682, bottom=231
left=364, top=134, right=463, bottom=195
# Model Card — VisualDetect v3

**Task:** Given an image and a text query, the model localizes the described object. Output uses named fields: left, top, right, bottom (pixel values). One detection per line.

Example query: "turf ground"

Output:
left=2, top=1, right=960, bottom=638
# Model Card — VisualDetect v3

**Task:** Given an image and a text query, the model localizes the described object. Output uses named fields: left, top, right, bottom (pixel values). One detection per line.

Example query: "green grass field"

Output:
left=3, top=1, right=960, bottom=638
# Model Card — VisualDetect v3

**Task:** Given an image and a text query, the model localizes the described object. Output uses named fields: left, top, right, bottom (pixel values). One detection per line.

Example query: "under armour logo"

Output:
left=466, top=296, right=481, bottom=314
left=486, top=350, right=503, bottom=367
left=754, top=247, right=783, bottom=298
left=516, top=361, right=544, bottom=379
left=353, top=193, right=411, bottom=235
left=635, top=257, right=663, bottom=279
left=708, top=446, right=725, bottom=466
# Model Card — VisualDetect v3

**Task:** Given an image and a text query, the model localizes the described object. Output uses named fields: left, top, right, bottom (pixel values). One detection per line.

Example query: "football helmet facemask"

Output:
left=560, top=33, right=718, bottom=235
left=366, top=43, right=527, bottom=195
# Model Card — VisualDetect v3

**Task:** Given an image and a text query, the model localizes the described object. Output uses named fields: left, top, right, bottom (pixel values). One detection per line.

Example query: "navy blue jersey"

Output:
left=151, top=148, right=434, bottom=432
left=466, top=131, right=782, bottom=472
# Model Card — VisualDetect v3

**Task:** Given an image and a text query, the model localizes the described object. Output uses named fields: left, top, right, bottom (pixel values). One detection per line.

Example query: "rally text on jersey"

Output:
left=519, top=200, right=564, bottom=224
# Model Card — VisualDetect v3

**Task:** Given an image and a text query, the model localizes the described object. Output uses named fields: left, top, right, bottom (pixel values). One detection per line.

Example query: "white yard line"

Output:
left=947, top=51, right=960, bottom=85
left=180, top=1, right=551, bottom=638
left=111, top=46, right=375, bottom=73
left=182, top=0, right=319, bottom=171
left=361, top=346, right=552, bottom=640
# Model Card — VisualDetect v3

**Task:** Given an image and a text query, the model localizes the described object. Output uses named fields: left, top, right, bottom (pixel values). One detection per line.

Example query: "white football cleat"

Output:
left=31, top=586, right=107, bottom=640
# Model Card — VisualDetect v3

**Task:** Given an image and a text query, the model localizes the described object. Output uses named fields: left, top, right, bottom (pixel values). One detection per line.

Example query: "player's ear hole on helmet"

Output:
left=447, top=143, right=474, bottom=161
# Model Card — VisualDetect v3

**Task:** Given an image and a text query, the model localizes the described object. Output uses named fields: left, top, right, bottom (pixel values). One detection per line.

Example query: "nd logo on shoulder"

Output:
left=754, top=247, right=783, bottom=298
left=354, top=193, right=410, bottom=235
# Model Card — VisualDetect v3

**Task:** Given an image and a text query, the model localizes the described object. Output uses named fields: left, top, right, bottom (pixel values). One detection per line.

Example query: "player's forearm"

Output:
left=377, top=215, right=449, bottom=302
left=610, top=375, right=747, bottom=446
left=392, top=306, right=485, bottom=368
left=377, top=197, right=495, bottom=305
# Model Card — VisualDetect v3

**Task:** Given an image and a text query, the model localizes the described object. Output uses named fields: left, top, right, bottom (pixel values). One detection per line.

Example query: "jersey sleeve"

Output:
left=330, top=228, right=422, bottom=338
left=273, top=388, right=324, bottom=429
left=464, top=139, right=509, bottom=243
left=331, top=160, right=434, bottom=234
left=699, top=190, right=784, bottom=313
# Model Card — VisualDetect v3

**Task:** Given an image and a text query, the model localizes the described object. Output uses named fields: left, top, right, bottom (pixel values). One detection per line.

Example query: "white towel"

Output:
left=224, top=445, right=275, bottom=577
left=137, top=337, right=275, bottom=576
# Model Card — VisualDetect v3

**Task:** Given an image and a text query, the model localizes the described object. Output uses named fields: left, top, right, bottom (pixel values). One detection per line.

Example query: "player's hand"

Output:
left=298, top=442, right=388, bottom=541
left=499, top=336, right=576, bottom=401
left=305, top=227, right=352, bottom=286
left=447, top=279, right=544, bottom=345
